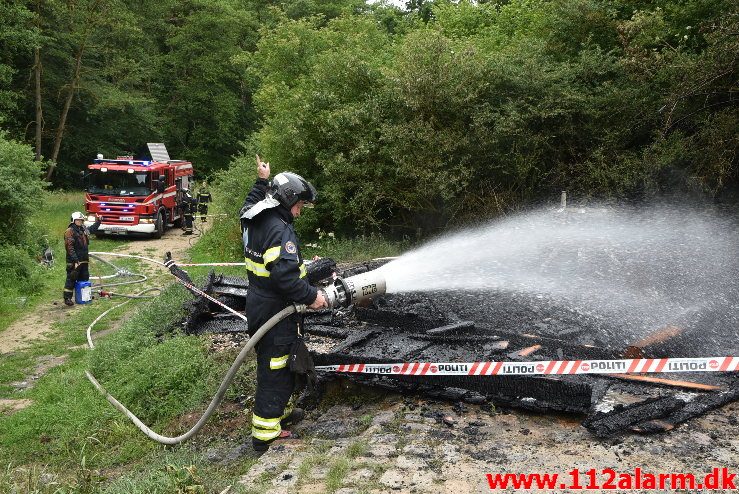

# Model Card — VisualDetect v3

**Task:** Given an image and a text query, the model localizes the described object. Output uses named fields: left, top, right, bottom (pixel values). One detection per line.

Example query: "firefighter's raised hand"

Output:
left=256, top=154, right=270, bottom=179
left=308, top=290, right=328, bottom=310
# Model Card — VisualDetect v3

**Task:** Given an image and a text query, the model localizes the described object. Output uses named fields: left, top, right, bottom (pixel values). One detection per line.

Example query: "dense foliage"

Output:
left=0, top=0, right=737, bottom=237
left=247, top=0, right=738, bottom=234
left=0, top=133, right=46, bottom=302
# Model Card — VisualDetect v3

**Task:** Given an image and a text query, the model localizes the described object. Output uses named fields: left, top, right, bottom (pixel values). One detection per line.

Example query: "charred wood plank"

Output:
left=412, top=334, right=508, bottom=348
left=354, top=307, right=446, bottom=331
left=475, top=324, right=619, bottom=360
left=583, top=395, right=689, bottom=437
left=313, top=349, right=593, bottom=414
left=329, top=328, right=382, bottom=355
left=354, top=374, right=592, bottom=413
left=425, top=321, right=475, bottom=336
left=305, top=324, right=350, bottom=339
left=630, top=385, right=739, bottom=433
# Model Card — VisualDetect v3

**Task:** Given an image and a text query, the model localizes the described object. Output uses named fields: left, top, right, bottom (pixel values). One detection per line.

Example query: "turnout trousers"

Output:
left=184, top=213, right=194, bottom=234
left=64, top=261, right=89, bottom=300
left=247, top=290, right=299, bottom=447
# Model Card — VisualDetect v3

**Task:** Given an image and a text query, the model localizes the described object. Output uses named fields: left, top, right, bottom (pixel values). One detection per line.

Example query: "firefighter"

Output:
left=63, top=212, right=101, bottom=306
left=240, top=155, right=327, bottom=453
left=181, top=188, right=197, bottom=235
left=197, top=189, right=211, bottom=222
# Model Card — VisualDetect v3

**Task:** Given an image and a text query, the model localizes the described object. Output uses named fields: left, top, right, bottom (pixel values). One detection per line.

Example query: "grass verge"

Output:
left=0, top=282, right=241, bottom=491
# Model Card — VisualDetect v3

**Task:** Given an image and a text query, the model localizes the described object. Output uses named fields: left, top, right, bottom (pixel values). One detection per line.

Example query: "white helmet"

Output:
left=71, top=211, right=85, bottom=222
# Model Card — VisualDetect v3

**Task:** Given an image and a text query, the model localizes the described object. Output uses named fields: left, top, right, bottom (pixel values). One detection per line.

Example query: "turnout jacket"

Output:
left=181, top=191, right=197, bottom=215
left=240, top=179, right=317, bottom=307
left=64, top=221, right=100, bottom=263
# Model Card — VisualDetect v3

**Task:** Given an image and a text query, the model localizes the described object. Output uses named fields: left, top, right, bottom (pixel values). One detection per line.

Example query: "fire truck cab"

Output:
left=83, top=144, right=194, bottom=238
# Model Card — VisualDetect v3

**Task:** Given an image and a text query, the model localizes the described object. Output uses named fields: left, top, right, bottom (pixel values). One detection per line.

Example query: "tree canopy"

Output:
left=0, top=0, right=736, bottom=234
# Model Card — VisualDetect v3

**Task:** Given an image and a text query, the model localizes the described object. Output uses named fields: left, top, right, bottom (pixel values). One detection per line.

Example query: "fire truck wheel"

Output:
left=153, top=211, right=164, bottom=239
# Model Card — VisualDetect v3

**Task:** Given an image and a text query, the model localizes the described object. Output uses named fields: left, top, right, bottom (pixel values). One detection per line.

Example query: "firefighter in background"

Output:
left=197, top=189, right=211, bottom=222
left=181, top=188, right=197, bottom=235
left=240, top=155, right=327, bottom=453
left=63, top=212, right=101, bottom=306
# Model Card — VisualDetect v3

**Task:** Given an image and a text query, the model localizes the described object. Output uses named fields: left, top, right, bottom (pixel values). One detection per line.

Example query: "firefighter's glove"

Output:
left=68, top=264, right=79, bottom=282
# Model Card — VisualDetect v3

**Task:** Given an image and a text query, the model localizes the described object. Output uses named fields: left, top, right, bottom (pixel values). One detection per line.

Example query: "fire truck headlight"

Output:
left=87, top=215, right=97, bottom=222
left=139, top=218, right=154, bottom=224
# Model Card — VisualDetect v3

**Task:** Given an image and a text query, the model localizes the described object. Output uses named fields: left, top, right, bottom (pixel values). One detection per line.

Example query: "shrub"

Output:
left=0, top=132, right=46, bottom=248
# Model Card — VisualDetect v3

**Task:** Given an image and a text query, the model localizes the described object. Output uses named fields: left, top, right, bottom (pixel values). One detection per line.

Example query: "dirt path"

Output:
left=114, top=223, right=205, bottom=261
left=0, top=226, right=203, bottom=355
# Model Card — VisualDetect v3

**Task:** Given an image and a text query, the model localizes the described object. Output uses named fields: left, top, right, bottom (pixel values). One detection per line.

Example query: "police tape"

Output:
left=315, top=357, right=739, bottom=377
left=163, top=259, right=248, bottom=322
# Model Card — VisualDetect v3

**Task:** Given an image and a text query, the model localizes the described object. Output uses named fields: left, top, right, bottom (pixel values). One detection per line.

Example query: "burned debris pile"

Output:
left=179, top=260, right=739, bottom=437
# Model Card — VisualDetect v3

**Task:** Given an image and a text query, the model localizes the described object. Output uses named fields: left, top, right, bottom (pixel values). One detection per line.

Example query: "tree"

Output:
left=0, top=1, right=37, bottom=125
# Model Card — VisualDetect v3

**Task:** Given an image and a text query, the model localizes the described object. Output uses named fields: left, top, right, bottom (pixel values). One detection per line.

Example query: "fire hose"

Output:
left=84, top=250, right=389, bottom=444
left=89, top=253, right=149, bottom=289
left=86, top=303, right=304, bottom=445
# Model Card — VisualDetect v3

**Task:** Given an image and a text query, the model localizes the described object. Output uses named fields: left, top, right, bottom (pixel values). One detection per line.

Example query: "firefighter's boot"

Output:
left=64, top=298, right=74, bottom=306
left=252, top=430, right=295, bottom=453
left=281, top=408, right=304, bottom=427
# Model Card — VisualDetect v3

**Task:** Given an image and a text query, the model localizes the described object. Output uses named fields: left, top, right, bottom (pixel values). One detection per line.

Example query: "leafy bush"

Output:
left=0, top=132, right=46, bottom=247
left=0, top=245, right=45, bottom=316
left=0, top=245, right=45, bottom=294
left=0, top=133, right=47, bottom=308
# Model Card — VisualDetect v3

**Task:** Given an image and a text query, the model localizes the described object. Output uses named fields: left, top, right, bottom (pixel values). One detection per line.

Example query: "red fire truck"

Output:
left=83, top=144, right=194, bottom=238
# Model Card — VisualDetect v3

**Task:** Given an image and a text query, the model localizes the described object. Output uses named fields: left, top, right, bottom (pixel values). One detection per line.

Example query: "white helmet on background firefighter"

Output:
left=70, top=211, right=85, bottom=223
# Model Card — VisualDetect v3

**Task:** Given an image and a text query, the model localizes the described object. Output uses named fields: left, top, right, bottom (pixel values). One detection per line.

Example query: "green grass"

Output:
left=297, top=454, right=325, bottom=479
left=0, top=283, right=235, bottom=490
left=0, top=271, right=263, bottom=492
left=346, top=439, right=369, bottom=459
left=301, top=233, right=407, bottom=263
left=325, top=457, right=350, bottom=493
left=189, top=194, right=409, bottom=265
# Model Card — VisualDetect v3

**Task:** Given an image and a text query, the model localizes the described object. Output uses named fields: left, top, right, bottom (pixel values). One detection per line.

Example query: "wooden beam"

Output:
left=623, top=325, right=684, bottom=359
left=509, top=344, right=542, bottom=359
left=607, top=373, right=720, bottom=391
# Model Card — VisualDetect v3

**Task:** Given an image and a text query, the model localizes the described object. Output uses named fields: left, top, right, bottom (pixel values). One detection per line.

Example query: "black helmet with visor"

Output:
left=271, top=172, right=317, bottom=209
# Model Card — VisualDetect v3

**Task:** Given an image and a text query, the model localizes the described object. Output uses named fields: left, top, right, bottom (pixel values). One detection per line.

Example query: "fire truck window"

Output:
left=89, top=171, right=150, bottom=196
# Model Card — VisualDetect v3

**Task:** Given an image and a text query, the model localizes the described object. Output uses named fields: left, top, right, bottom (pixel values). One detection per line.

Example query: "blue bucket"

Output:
left=75, top=280, right=92, bottom=304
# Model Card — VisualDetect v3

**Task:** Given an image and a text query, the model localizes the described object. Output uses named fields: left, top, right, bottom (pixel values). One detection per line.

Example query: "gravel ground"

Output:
left=229, top=391, right=739, bottom=493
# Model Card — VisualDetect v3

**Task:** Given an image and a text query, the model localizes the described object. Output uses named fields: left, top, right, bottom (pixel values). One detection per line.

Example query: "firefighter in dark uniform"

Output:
left=240, top=155, right=326, bottom=452
left=197, top=189, right=211, bottom=222
left=181, top=188, right=197, bottom=235
left=63, top=212, right=101, bottom=306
